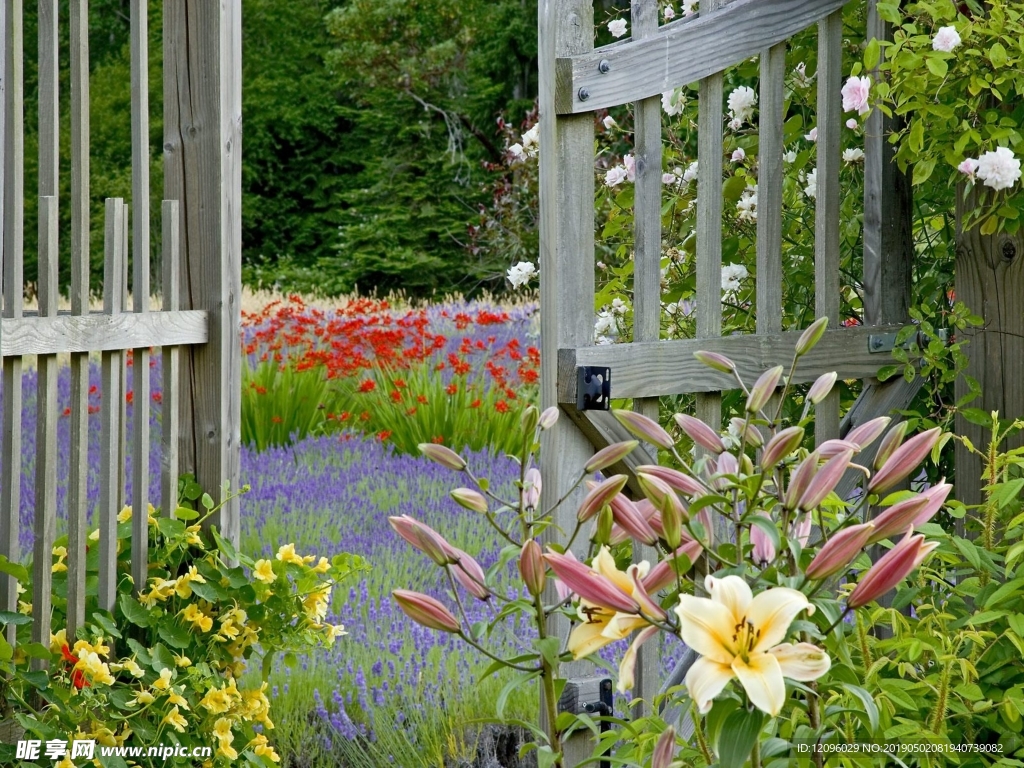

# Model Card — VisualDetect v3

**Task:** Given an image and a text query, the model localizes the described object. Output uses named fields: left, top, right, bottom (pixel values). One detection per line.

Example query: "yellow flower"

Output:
left=88, top=528, right=100, bottom=542
left=217, top=738, right=238, bottom=760
left=56, top=756, right=76, bottom=768
left=116, top=725, right=132, bottom=746
left=152, top=667, right=174, bottom=690
left=312, top=556, right=331, bottom=574
left=147, top=503, right=159, bottom=525
left=249, top=734, right=281, bottom=763
left=181, top=604, right=214, bottom=633
left=215, top=620, right=240, bottom=643
left=75, top=651, right=116, bottom=686
left=302, top=585, right=332, bottom=622
left=73, top=638, right=111, bottom=658
left=168, top=690, right=190, bottom=710
left=185, top=524, right=203, bottom=545
left=675, top=575, right=831, bottom=716
left=254, top=559, right=276, bottom=583
left=92, top=726, right=117, bottom=747
left=51, top=545, right=68, bottom=573
left=118, top=505, right=133, bottom=523
left=174, top=654, right=192, bottom=668
left=200, top=681, right=240, bottom=715
left=18, top=601, right=31, bottom=615
left=121, top=658, right=145, bottom=677
left=162, top=705, right=188, bottom=732
left=174, top=565, right=207, bottom=599
left=213, top=717, right=233, bottom=741
left=275, top=543, right=305, bottom=565
left=128, top=690, right=156, bottom=706
left=140, top=577, right=177, bottom=608
left=325, top=624, right=347, bottom=644
left=50, top=628, right=68, bottom=654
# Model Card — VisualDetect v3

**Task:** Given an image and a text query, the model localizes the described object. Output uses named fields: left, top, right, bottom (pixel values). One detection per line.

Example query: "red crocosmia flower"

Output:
left=152, top=392, right=163, bottom=404
left=470, top=399, right=482, bottom=409
left=358, top=379, right=376, bottom=393
left=446, top=384, right=458, bottom=395
left=62, top=407, right=71, bottom=417
left=394, top=379, right=407, bottom=389
left=360, top=412, right=371, bottom=421
left=417, top=395, right=428, bottom=404
left=495, top=401, right=509, bottom=413
left=431, top=435, right=445, bottom=444
left=271, top=416, right=283, bottom=424
left=125, top=391, right=134, bottom=404
left=406, top=407, right=417, bottom=415
left=390, top=390, right=403, bottom=403
left=377, top=430, right=392, bottom=441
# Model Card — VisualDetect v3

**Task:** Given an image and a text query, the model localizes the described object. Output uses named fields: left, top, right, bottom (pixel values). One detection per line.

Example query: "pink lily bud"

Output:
left=578, top=475, right=629, bottom=522
left=614, top=409, right=675, bottom=449
left=596, top=505, right=615, bottom=546
left=762, top=426, right=805, bottom=469
left=750, top=513, right=776, bottom=567
left=729, top=417, right=763, bottom=448
left=784, top=451, right=820, bottom=510
left=693, top=350, right=736, bottom=374
left=643, top=538, right=703, bottom=592
left=543, top=550, right=640, bottom=614
left=799, top=449, right=854, bottom=510
left=673, top=413, right=724, bottom=454
left=617, top=625, right=659, bottom=694
left=848, top=530, right=939, bottom=608
left=872, top=421, right=910, bottom=471
left=635, top=464, right=708, bottom=497
left=866, top=495, right=931, bottom=544
left=817, top=439, right=860, bottom=459
left=393, top=590, right=461, bottom=633
left=628, top=565, right=667, bottom=620
left=451, top=487, right=488, bottom=513
left=538, top=406, right=560, bottom=430
left=636, top=472, right=673, bottom=508
left=807, top=371, right=838, bottom=405
left=658, top=490, right=684, bottom=549
left=652, top=726, right=678, bottom=768
left=747, top=365, right=784, bottom=414
left=912, top=481, right=952, bottom=527
left=449, top=548, right=490, bottom=601
left=791, top=512, right=812, bottom=548
left=868, top=427, right=942, bottom=494
left=804, top=522, right=874, bottom=580
left=845, top=416, right=891, bottom=450
left=585, top=440, right=639, bottom=473
left=523, top=467, right=542, bottom=510
left=388, top=515, right=455, bottom=566
left=609, top=492, right=660, bottom=546
left=519, top=539, right=546, bottom=596
left=694, top=508, right=714, bottom=548
left=795, top=316, right=830, bottom=356
left=716, top=451, right=739, bottom=477
left=418, top=443, right=467, bottom=471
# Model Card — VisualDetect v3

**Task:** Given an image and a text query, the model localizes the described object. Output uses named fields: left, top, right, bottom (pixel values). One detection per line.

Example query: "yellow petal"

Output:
left=746, top=587, right=810, bottom=652
left=704, top=574, right=752, bottom=620
left=568, top=620, right=615, bottom=659
left=601, top=612, right=648, bottom=641
left=675, top=594, right=737, bottom=664
left=592, top=546, right=634, bottom=594
left=685, top=656, right=735, bottom=713
left=732, top=652, right=786, bottom=717
left=769, top=642, right=831, bottom=682
left=617, top=625, right=658, bottom=693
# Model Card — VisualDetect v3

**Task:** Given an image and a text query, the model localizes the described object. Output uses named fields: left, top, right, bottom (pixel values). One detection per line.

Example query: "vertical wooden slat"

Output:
left=757, top=43, right=786, bottom=340
left=161, top=201, right=181, bottom=518
left=37, top=0, right=58, bottom=197
left=814, top=10, right=843, bottom=444
left=538, top=0, right=595, bottom=763
left=629, top=0, right=663, bottom=716
left=131, top=0, right=152, bottom=593
left=1, top=0, right=24, bottom=636
left=99, top=199, right=126, bottom=612
left=696, top=0, right=728, bottom=543
left=164, top=0, right=243, bottom=542
left=32, top=196, right=59, bottom=665
left=67, top=0, right=91, bottom=636
left=120, top=204, right=129, bottom=514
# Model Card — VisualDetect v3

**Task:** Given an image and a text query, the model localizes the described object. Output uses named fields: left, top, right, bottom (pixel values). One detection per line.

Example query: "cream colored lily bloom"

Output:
left=568, top=547, right=651, bottom=659
left=675, top=575, right=830, bottom=716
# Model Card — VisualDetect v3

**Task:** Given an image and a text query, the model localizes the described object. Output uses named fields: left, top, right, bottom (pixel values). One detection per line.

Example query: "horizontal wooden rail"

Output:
left=1, top=309, right=208, bottom=356
left=557, top=325, right=906, bottom=401
left=554, top=0, right=844, bottom=113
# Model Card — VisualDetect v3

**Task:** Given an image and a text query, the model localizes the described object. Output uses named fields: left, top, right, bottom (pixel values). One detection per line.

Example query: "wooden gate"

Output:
left=0, top=0, right=241, bottom=649
left=537, top=0, right=916, bottom=761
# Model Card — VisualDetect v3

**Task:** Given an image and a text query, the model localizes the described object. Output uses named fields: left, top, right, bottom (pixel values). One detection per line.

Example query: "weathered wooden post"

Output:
left=163, top=0, right=243, bottom=544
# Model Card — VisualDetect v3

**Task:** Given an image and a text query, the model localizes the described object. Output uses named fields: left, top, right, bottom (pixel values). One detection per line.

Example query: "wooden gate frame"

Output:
left=1, top=1, right=241, bottom=646
left=538, top=0, right=915, bottom=761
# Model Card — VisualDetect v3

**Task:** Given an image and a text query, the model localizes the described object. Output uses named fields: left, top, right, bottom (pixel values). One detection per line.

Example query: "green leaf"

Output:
left=0, top=610, right=32, bottom=626
left=174, top=506, right=200, bottom=521
left=533, top=637, right=561, bottom=669
left=157, top=621, right=193, bottom=650
left=496, top=670, right=541, bottom=721
left=843, top=684, right=880, bottom=734
left=0, top=556, right=29, bottom=583
left=994, top=478, right=1024, bottom=509
left=0, top=633, right=12, bottom=662
left=150, top=642, right=177, bottom=671
left=21, top=643, right=53, bottom=660
left=989, top=42, right=1008, bottom=67
left=864, top=38, right=880, bottom=70
left=925, top=56, right=947, bottom=78
left=211, top=526, right=240, bottom=563
left=201, top=492, right=216, bottom=510
left=718, top=707, right=764, bottom=768
left=119, top=594, right=152, bottom=628
left=127, top=639, right=153, bottom=666
left=92, top=612, right=123, bottom=639
left=877, top=365, right=899, bottom=382
left=983, top=577, right=1024, bottom=610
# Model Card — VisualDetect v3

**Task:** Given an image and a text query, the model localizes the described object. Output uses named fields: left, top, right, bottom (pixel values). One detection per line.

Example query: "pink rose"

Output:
left=841, top=75, right=871, bottom=115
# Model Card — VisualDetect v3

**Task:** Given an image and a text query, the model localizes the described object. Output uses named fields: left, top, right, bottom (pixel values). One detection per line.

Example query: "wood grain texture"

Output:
left=555, top=0, right=844, bottom=113
left=629, top=0, right=662, bottom=716
left=561, top=406, right=657, bottom=499
left=32, top=197, right=59, bottom=667
left=164, top=0, right=243, bottom=544
left=814, top=11, right=842, bottom=445
left=99, top=199, right=125, bottom=612
left=37, top=0, right=58, bottom=198
left=863, top=1, right=912, bottom=327
left=120, top=205, right=129, bottom=512
left=954, top=187, right=1024, bottom=510
left=1, top=310, right=207, bottom=356
left=558, top=325, right=906, bottom=401
left=757, top=43, right=785, bottom=337
left=539, top=0, right=599, bottom=762
left=67, top=0, right=90, bottom=635
left=162, top=201, right=181, bottom=517
left=1, top=0, right=24, bottom=636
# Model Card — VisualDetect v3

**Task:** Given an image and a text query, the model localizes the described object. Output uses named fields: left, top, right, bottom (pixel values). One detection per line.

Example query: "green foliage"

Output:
left=0, top=483, right=366, bottom=767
